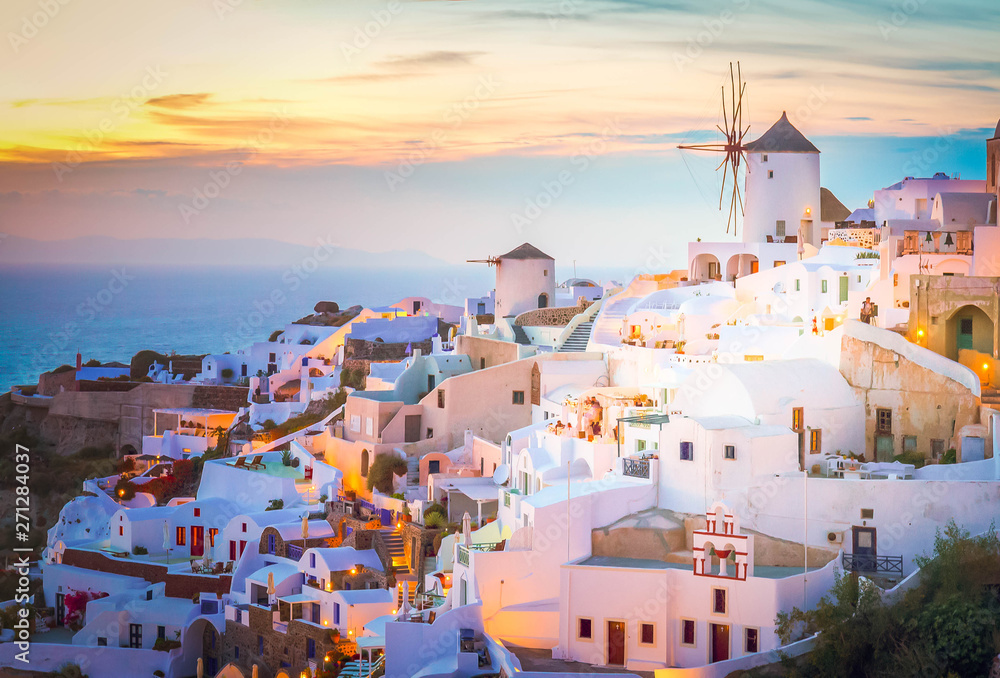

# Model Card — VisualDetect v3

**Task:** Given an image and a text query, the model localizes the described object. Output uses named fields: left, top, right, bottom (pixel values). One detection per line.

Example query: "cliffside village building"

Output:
left=3, top=117, right=1000, bottom=678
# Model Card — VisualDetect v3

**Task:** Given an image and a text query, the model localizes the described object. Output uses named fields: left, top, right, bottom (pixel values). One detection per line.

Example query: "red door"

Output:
left=239, top=540, right=247, bottom=556
left=710, top=623, right=730, bottom=663
left=191, top=526, right=204, bottom=557
left=229, top=540, right=237, bottom=561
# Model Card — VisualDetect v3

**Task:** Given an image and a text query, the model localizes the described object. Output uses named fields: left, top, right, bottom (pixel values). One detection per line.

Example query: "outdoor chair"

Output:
left=247, top=455, right=265, bottom=470
left=223, top=561, right=234, bottom=574
left=227, top=457, right=248, bottom=469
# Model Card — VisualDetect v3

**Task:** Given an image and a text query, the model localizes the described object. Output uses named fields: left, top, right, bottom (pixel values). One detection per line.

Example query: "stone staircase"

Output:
left=380, top=528, right=409, bottom=575
left=983, top=388, right=1000, bottom=406
left=558, top=320, right=594, bottom=352
left=511, top=324, right=531, bottom=345
left=406, top=456, right=420, bottom=487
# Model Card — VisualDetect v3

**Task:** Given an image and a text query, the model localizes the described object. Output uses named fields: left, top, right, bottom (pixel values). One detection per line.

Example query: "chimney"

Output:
left=76, top=352, right=82, bottom=370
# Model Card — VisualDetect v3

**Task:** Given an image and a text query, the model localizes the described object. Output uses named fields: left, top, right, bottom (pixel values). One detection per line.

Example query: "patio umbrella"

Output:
left=462, top=512, right=472, bottom=546
left=197, top=657, right=203, bottom=678
left=267, top=571, right=275, bottom=605
left=302, top=517, right=309, bottom=540
left=163, top=522, right=170, bottom=560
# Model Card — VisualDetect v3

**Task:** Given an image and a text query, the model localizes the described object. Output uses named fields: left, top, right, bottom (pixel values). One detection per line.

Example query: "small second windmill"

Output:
left=678, top=61, right=750, bottom=235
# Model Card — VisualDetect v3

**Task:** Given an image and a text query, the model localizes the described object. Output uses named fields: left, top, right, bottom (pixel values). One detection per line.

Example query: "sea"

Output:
left=0, top=264, right=494, bottom=392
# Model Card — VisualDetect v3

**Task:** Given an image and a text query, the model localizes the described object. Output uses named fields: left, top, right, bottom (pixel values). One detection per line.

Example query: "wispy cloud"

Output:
left=146, top=93, right=213, bottom=109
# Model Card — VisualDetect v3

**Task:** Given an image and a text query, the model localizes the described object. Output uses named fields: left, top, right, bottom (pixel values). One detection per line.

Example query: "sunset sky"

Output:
left=1, top=0, right=998, bottom=266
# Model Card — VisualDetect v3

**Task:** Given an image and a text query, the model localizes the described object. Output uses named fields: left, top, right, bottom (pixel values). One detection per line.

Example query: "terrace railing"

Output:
left=622, top=458, right=650, bottom=479
left=842, top=553, right=903, bottom=576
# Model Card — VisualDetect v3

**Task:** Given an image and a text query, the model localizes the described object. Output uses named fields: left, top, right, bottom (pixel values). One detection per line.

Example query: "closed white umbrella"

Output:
left=163, top=522, right=170, bottom=561
left=462, top=512, right=472, bottom=546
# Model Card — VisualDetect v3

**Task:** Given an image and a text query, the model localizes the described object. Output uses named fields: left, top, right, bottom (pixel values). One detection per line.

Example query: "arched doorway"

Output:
left=120, top=444, right=138, bottom=458
left=361, top=449, right=370, bottom=477
left=537, top=293, right=549, bottom=309
left=691, top=253, right=722, bottom=282
left=945, top=305, right=994, bottom=361
left=725, top=253, right=759, bottom=281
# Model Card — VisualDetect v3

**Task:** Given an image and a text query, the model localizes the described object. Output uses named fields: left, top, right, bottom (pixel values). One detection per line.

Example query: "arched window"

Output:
left=361, top=449, right=370, bottom=477
left=537, top=293, right=548, bottom=308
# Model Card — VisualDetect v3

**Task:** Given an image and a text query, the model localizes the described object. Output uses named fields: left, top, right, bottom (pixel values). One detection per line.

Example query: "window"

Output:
left=307, top=637, right=316, bottom=659
left=129, top=623, right=142, bottom=649
left=512, top=390, right=525, bottom=405
left=146, top=590, right=153, bottom=601
left=640, top=622, right=655, bottom=646
left=903, top=435, right=917, bottom=453
left=821, top=280, right=828, bottom=293
left=578, top=618, right=593, bottom=640
left=931, top=439, right=945, bottom=460
left=724, top=445, right=736, bottom=460
left=893, top=273, right=899, bottom=287
left=795, top=279, right=800, bottom=292
left=792, top=407, right=803, bottom=432
left=427, top=374, right=435, bottom=391
left=267, top=533, right=276, bottom=554
left=876, top=408, right=892, bottom=433
left=762, top=154, right=768, bottom=162
left=310, top=553, right=316, bottom=568
left=234, top=646, right=240, bottom=659
left=480, top=358, right=486, bottom=369
left=176, top=527, right=186, bottom=546
left=637, top=440, right=647, bottom=453
left=713, top=587, right=728, bottom=614
left=775, top=220, right=786, bottom=238
left=810, top=429, right=822, bottom=453
left=334, top=603, right=341, bottom=625
left=365, top=417, right=374, bottom=437
left=269, top=352, right=276, bottom=362
left=543, top=269, right=548, bottom=276
left=426, top=428, right=434, bottom=439
left=860, top=508, right=874, bottom=519
left=208, top=528, right=217, bottom=547
left=193, top=508, right=200, bottom=517
left=350, top=415, right=361, bottom=432
left=119, top=526, right=124, bottom=536
left=773, top=260, right=785, bottom=267
left=744, top=627, right=759, bottom=653
left=680, top=441, right=694, bottom=461
left=767, top=170, right=774, bottom=179
left=157, top=625, right=166, bottom=640
left=242, top=522, right=247, bottom=533
left=681, top=619, right=696, bottom=647
left=361, top=449, right=369, bottom=477
left=437, top=389, right=446, bottom=408
left=97, top=637, right=107, bottom=646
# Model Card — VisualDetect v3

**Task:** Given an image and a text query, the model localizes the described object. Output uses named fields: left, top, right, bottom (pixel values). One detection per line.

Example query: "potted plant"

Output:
left=281, top=450, right=292, bottom=466
left=401, top=504, right=411, bottom=523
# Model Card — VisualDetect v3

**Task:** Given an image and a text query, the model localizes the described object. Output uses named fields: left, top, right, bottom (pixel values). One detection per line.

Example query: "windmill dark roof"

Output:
left=993, top=117, right=1000, bottom=139
left=744, top=112, right=819, bottom=153
left=498, top=243, right=554, bottom=261
left=820, top=188, right=851, bottom=222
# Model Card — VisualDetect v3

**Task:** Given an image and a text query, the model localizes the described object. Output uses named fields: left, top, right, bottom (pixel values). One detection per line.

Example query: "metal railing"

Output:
left=842, top=553, right=903, bottom=576
left=457, top=546, right=469, bottom=567
left=622, top=458, right=650, bottom=479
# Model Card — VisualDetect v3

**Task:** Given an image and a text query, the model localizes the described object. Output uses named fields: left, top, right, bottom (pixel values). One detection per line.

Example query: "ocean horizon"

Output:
left=0, top=262, right=632, bottom=391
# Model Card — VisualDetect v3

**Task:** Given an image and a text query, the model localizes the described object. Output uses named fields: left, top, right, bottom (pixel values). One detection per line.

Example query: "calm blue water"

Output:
left=0, top=264, right=494, bottom=391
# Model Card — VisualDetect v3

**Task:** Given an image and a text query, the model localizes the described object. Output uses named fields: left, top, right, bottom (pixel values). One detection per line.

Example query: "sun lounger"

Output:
left=227, top=457, right=248, bottom=469
left=247, top=455, right=265, bottom=470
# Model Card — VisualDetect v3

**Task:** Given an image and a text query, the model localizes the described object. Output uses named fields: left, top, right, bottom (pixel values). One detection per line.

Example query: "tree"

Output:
left=772, top=521, right=1000, bottom=678
left=367, top=454, right=407, bottom=494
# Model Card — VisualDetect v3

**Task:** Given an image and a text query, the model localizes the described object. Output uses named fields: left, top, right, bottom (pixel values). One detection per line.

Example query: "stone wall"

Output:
left=62, top=548, right=232, bottom=598
left=514, top=301, right=592, bottom=327
left=192, top=385, right=251, bottom=411
left=257, top=526, right=336, bottom=559
left=840, top=331, right=982, bottom=461
left=454, top=334, right=521, bottom=370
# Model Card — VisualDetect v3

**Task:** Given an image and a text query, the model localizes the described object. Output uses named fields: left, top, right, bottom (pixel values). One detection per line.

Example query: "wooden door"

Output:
left=710, top=623, right=730, bottom=663
left=853, top=526, right=877, bottom=571
left=191, top=525, right=204, bottom=557
left=129, top=623, right=142, bottom=648
left=875, top=435, right=894, bottom=462
left=229, top=541, right=237, bottom=561
left=958, top=317, right=974, bottom=351
left=839, top=276, right=849, bottom=304
left=750, top=260, right=759, bottom=274
left=606, top=620, right=625, bottom=666
left=404, top=415, right=421, bottom=443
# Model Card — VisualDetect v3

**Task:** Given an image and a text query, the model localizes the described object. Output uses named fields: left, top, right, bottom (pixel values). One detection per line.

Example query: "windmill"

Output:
left=678, top=61, right=750, bottom=234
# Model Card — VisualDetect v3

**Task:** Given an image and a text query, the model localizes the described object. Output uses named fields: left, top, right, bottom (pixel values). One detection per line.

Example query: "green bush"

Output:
left=221, top=368, right=234, bottom=379
left=892, top=451, right=926, bottom=468
left=366, top=454, right=408, bottom=494
left=84, top=359, right=101, bottom=367
left=424, top=503, right=447, bottom=519
left=266, top=498, right=284, bottom=511
left=132, top=545, right=148, bottom=555
left=51, top=364, right=75, bottom=374
left=942, top=448, right=957, bottom=464
left=424, top=513, right=446, bottom=529
left=268, top=330, right=282, bottom=342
